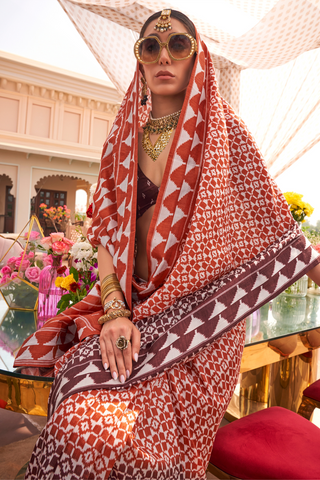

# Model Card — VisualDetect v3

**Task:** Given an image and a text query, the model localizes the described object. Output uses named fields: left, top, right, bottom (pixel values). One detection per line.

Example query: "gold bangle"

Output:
left=101, top=274, right=118, bottom=286
left=101, top=279, right=120, bottom=288
left=101, top=281, right=121, bottom=293
left=101, top=286, right=122, bottom=305
left=98, top=308, right=131, bottom=325
left=101, top=284, right=121, bottom=295
left=101, top=280, right=120, bottom=288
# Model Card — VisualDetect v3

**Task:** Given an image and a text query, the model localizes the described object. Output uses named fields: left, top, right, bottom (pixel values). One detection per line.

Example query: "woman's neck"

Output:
left=150, top=91, right=185, bottom=119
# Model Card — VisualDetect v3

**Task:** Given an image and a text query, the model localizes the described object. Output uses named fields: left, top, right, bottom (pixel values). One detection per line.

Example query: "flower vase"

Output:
left=284, top=274, right=308, bottom=297
left=307, top=281, right=320, bottom=296
left=37, top=255, right=63, bottom=327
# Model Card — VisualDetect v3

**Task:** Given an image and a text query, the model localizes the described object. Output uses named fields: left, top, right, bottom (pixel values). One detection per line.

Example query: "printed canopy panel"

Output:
left=58, top=0, right=320, bottom=177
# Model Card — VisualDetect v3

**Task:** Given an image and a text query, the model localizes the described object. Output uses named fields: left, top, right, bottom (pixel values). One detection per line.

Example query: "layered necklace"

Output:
left=142, top=109, right=181, bottom=162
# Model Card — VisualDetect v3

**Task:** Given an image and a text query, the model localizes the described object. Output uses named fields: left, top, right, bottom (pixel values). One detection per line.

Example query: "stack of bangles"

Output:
left=98, top=273, right=131, bottom=325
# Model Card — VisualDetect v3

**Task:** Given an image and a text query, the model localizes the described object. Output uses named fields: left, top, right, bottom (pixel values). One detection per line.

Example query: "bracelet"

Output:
left=103, top=297, right=126, bottom=313
left=101, top=283, right=121, bottom=297
left=101, top=282, right=121, bottom=294
left=101, top=286, right=122, bottom=305
left=98, top=308, right=131, bottom=325
left=101, top=273, right=118, bottom=287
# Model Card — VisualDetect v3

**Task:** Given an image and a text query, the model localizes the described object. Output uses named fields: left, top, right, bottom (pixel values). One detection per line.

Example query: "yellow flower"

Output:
left=284, top=192, right=314, bottom=220
left=55, top=277, right=64, bottom=288
left=284, top=192, right=303, bottom=206
left=60, top=274, right=75, bottom=291
left=303, top=202, right=314, bottom=217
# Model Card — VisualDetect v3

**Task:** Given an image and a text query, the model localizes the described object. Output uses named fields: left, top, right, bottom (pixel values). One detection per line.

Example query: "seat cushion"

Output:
left=303, top=379, right=320, bottom=402
left=210, top=407, right=320, bottom=479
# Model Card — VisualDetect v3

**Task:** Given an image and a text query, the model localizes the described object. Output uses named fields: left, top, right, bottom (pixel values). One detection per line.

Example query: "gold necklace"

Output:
left=142, top=109, right=181, bottom=162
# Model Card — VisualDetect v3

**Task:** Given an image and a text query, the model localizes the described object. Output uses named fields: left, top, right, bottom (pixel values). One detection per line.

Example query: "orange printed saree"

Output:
left=15, top=31, right=319, bottom=479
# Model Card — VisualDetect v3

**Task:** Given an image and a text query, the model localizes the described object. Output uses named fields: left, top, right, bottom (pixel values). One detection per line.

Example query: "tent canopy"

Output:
left=58, top=0, right=320, bottom=177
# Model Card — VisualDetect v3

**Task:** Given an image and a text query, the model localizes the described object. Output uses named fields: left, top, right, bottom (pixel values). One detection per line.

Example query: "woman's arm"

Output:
left=98, top=245, right=140, bottom=383
left=306, top=263, right=320, bottom=285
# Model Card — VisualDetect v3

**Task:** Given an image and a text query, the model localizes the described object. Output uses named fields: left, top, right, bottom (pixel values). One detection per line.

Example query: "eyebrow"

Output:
left=146, top=31, right=178, bottom=39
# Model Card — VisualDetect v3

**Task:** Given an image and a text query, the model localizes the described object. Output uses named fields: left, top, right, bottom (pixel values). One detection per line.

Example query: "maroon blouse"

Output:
left=137, top=165, right=160, bottom=219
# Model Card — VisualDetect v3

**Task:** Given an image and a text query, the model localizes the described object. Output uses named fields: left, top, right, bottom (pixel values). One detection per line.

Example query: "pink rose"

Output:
left=41, top=236, right=53, bottom=250
left=1, top=265, right=12, bottom=276
left=42, top=254, right=53, bottom=267
left=25, top=266, right=41, bottom=284
left=51, top=241, right=70, bottom=255
left=0, top=275, right=10, bottom=285
left=27, top=251, right=35, bottom=259
left=6, top=257, right=17, bottom=269
left=313, top=244, right=320, bottom=254
left=11, top=272, right=22, bottom=284
left=25, top=231, right=40, bottom=241
left=50, top=232, right=65, bottom=242
left=15, top=258, right=30, bottom=271
left=63, top=238, right=74, bottom=247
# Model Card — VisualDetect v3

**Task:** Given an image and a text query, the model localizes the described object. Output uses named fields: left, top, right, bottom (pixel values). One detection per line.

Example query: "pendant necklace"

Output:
left=142, top=109, right=181, bottom=162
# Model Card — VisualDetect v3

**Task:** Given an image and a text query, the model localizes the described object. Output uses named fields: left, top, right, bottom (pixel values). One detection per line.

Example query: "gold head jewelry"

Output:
left=154, top=9, right=172, bottom=33
left=142, top=109, right=181, bottom=162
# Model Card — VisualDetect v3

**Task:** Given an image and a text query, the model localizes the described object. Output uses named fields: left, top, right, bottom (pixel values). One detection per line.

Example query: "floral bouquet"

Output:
left=0, top=250, right=45, bottom=287
left=55, top=236, right=98, bottom=314
left=40, top=232, right=74, bottom=259
left=283, top=192, right=314, bottom=224
left=0, top=229, right=51, bottom=309
left=39, top=204, right=71, bottom=232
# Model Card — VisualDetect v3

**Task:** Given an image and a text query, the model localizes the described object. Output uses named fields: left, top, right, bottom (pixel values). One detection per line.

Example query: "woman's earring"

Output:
left=141, top=77, right=148, bottom=106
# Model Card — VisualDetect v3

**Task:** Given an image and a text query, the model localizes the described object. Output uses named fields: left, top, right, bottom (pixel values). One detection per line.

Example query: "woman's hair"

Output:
left=140, top=10, right=196, bottom=38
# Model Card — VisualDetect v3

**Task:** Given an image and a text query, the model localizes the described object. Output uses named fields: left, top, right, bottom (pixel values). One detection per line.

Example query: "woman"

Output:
left=15, top=9, right=320, bottom=479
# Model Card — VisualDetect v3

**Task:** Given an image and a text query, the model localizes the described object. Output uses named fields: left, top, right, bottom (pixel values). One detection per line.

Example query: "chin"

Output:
left=151, top=84, right=185, bottom=97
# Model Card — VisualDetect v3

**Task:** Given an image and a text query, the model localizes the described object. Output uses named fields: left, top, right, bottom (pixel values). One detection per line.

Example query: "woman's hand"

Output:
left=99, top=317, right=141, bottom=383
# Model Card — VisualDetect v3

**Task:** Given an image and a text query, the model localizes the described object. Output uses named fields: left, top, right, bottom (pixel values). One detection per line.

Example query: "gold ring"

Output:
left=115, top=336, right=130, bottom=351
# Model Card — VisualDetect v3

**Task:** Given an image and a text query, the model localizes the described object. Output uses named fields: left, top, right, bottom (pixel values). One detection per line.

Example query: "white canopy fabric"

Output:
left=58, top=0, right=320, bottom=177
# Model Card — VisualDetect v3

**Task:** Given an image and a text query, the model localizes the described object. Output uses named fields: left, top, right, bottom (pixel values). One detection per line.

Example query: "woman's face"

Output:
left=141, top=18, right=196, bottom=98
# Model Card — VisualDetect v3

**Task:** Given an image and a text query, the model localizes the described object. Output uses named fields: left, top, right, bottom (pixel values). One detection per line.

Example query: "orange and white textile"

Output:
left=25, top=320, right=246, bottom=480
left=14, top=24, right=320, bottom=480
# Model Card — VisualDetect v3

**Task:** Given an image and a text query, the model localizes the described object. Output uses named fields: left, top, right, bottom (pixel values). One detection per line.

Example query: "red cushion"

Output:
left=210, top=407, right=320, bottom=479
left=303, top=379, right=320, bottom=402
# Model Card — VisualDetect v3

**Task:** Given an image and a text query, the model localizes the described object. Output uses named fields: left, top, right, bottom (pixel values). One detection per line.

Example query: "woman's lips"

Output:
left=155, top=71, right=174, bottom=79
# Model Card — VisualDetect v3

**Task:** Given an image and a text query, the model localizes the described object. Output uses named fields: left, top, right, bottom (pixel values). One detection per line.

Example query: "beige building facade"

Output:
left=0, top=51, right=122, bottom=233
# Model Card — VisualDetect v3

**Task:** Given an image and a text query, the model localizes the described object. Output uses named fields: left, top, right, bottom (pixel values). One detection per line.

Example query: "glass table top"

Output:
left=1, top=293, right=320, bottom=376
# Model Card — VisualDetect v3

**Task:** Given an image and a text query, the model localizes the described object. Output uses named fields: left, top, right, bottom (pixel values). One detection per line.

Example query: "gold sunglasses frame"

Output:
left=134, top=32, right=198, bottom=64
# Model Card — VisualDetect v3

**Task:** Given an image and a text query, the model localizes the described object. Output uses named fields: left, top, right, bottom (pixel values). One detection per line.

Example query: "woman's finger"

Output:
left=131, top=325, right=141, bottom=363
left=99, top=335, right=109, bottom=371
left=122, top=340, right=132, bottom=378
left=105, top=338, right=118, bottom=380
left=113, top=339, right=126, bottom=383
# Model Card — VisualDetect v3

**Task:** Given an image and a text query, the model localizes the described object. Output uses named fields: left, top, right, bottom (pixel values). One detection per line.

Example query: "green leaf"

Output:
left=70, top=267, right=79, bottom=282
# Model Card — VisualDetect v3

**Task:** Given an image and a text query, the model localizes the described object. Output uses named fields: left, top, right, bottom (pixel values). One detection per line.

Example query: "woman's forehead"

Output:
left=143, top=17, right=188, bottom=38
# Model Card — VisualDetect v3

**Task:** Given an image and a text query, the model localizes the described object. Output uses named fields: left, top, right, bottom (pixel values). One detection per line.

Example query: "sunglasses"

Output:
left=134, top=33, right=198, bottom=64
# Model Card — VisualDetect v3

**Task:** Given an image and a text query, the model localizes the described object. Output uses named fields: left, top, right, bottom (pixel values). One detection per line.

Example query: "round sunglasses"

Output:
left=134, top=33, right=198, bottom=64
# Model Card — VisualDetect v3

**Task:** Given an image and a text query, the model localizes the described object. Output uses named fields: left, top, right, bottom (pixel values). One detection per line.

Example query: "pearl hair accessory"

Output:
left=154, top=9, right=172, bottom=33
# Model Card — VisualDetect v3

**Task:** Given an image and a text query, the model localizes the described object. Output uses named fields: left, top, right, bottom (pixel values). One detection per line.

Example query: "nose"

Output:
left=158, top=44, right=171, bottom=65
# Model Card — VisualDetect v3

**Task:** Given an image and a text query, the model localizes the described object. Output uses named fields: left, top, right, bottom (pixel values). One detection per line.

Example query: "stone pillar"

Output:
left=15, top=158, right=32, bottom=233
left=218, top=65, right=241, bottom=114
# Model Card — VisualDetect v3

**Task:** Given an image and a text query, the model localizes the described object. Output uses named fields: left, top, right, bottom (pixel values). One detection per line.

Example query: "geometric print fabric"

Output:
left=25, top=320, right=246, bottom=480
left=87, top=32, right=296, bottom=320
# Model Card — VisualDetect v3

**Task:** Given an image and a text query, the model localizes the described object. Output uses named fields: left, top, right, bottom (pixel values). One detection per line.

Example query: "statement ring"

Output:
left=116, top=336, right=130, bottom=351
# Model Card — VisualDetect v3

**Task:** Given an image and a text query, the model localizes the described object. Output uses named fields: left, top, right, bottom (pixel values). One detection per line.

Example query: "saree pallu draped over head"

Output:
left=14, top=32, right=319, bottom=413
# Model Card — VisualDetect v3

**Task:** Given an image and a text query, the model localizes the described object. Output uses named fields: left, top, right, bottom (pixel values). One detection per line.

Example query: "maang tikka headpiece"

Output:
left=154, top=9, right=172, bottom=33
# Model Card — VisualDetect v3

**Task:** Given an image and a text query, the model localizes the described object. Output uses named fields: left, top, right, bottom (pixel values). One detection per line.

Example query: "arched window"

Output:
left=75, top=189, right=88, bottom=214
